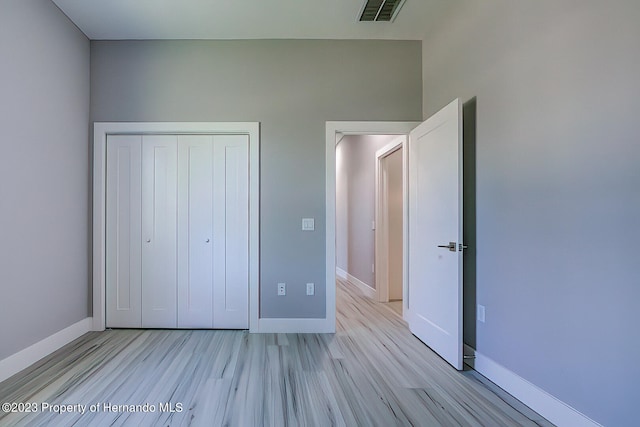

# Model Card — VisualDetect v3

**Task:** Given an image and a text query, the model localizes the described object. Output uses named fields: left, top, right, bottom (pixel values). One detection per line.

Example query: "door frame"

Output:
left=326, top=121, right=419, bottom=331
left=374, top=136, right=406, bottom=303
left=93, top=122, right=260, bottom=332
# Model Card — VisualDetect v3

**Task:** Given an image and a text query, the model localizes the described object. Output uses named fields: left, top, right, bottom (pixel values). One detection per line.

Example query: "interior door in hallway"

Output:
left=385, top=147, right=403, bottom=301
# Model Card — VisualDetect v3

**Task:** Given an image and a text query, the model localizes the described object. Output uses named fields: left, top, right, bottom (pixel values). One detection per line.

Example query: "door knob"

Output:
left=146, top=239, right=151, bottom=243
left=206, top=238, right=210, bottom=243
left=437, top=242, right=468, bottom=252
left=437, top=242, right=457, bottom=252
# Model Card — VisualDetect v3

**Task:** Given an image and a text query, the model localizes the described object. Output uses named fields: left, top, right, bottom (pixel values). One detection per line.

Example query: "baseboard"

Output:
left=336, top=267, right=348, bottom=280
left=257, top=318, right=334, bottom=333
left=346, top=273, right=376, bottom=299
left=472, top=349, right=602, bottom=427
left=0, top=317, right=93, bottom=383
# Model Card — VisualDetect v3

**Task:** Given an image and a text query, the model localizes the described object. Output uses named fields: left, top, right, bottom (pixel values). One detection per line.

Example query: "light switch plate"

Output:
left=302, top=218, right=315, bottom=231
left=306, top=283, right=315, bottom=296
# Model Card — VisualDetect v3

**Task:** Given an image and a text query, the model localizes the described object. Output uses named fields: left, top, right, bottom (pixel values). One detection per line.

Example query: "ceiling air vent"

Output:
left=359, top=0, right=406, bottom=22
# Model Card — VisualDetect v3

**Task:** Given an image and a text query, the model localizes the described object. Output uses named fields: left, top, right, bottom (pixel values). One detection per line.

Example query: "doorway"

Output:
left=326, top=121, right=418, bottom=331
left=326, top=105, right=476, bottom=371
left=335, top=134, right=404, bottom=314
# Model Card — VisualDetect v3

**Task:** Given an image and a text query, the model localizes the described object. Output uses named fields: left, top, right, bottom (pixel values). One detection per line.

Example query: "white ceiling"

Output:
left=51, top=0, right=457, bottom=41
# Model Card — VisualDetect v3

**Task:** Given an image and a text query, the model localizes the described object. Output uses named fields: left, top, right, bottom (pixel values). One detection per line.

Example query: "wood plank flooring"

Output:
left=0, top=279, right=553, bottom=426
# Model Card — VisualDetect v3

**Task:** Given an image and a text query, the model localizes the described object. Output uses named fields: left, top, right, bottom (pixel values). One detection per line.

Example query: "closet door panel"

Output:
left=142, top=135, right=178, bottom=328
left=106, top=136, right=142, bottom=328
left=213, top=135, right=249, bottom=328
left=177, top=136, right=214, bottom=328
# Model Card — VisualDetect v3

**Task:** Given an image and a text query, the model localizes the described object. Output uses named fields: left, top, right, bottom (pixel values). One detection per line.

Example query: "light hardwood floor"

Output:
left=0, top=279, right=553, bottom=426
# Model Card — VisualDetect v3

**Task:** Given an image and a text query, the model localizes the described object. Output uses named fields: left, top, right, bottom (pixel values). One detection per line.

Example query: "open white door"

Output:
left=406, top=99, right=463, bottom=370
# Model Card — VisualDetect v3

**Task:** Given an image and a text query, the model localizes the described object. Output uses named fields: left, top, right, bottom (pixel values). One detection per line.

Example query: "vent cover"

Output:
left=359, top=0, right=406, bottom=22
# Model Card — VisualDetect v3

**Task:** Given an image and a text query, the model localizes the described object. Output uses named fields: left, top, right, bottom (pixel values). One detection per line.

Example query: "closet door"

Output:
left=177, top=136, right=214, bottom=328
left=106, top=136, right=143, bottom=328
left=141, top=135, right=178, bottom=328
left=105, top=132, right=249, bottom=330
left=213, top=135, right=249, bottom=328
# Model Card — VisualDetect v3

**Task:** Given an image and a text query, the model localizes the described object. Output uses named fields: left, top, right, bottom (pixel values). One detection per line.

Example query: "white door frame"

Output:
left=326, top=121, right=419, bottom=331
left=374, top=136, right=406, bottom=303
left=93, top=122, right=260, bottom=332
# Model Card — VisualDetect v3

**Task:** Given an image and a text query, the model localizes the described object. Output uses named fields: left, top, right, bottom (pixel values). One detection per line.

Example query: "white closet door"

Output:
left=177, top=135, right=215, bottom=328
left=106, top=135, right=143, bottom=328
left=142, top=135, right=178, bottom=328
left=213, top=135, right=249, bottom=328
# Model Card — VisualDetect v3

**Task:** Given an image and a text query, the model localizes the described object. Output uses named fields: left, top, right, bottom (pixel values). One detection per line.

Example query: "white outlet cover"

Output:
left=302, top=218, right=315, bottom=231
left=477, top=304, right=485, bottom=322
left=306, top=282, right=314, bottom=295
left=278, top=282, right=286, bottom=296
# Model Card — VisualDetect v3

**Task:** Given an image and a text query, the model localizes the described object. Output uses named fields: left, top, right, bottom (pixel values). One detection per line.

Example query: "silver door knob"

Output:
left=206, top=238, right=210, bottom=243
left=146, top=239, right=151, bottom=243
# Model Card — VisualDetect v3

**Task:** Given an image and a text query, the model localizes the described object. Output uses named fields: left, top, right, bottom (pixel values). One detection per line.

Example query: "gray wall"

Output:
left=335, top=135, right=397, bottom=289
left=0, top=0, right=90, bottom=360
left=423, top=1, right=640, bottom=425
left=91, top=40, right=422, bottom=318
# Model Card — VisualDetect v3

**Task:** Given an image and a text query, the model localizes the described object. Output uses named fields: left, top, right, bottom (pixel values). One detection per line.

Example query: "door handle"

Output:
left=437, top=242, right=469, bottom=252
left=437, top=242, right=457, bottom=252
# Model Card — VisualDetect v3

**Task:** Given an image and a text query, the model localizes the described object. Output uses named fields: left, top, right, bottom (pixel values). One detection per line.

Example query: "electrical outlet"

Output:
left=306, top=283, right=315, bottom=296
left=278, top=283, right=286, bottom=296
left=477, top=304, right=486, bottom=323
left=302, top=218, right=315, bottom=231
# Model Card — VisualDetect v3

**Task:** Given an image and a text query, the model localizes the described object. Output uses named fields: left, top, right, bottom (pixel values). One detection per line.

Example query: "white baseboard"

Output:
left=472, top=349, right=602, bottom=427
left=336, top=267, right=348, bottom=280
left=257, top=318, right=334, bottom=333
left=347, top=273, right=376, bottom=299
left=0, top=317, right=93, bottom=383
